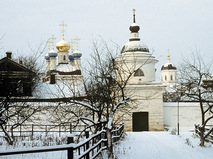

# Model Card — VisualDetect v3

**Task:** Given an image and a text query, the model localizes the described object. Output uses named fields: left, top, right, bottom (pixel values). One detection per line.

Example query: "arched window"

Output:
left=64, top=55, right=66, bottom=60
left=170, top=75, right=173, bottom=81
left=134, top=69, right=145, bottom=76
left=165, top=75, right=167, bottom=81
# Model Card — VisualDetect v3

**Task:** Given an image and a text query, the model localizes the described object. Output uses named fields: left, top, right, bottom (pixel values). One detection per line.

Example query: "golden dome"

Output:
left=56, top=39, right=70, bottom=52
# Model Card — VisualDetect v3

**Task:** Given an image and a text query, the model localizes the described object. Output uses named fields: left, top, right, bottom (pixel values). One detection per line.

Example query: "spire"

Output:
left=133, top=8, right=136, bottom=23
left=59, top=21, right=67, bottom=40
left=129, top=8, right=140, bottom=33
left=167, top=49, right=170, bottom=63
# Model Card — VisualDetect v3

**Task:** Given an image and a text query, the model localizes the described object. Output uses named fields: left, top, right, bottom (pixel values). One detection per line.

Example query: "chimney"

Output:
left=50, top=73, right=56, bottom=84
left=6, top=51, right=12, bottom=59
left=19, top=60, right=23, bottom=65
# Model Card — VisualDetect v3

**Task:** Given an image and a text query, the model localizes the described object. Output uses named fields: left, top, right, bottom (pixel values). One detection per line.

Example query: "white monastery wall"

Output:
left=163, top=102, right=213, bottom=128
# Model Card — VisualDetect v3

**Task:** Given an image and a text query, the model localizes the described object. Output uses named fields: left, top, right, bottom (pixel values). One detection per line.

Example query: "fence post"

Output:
left=45, top=125, right=48, bottom=136
left=67, top=134, right=74, bottom=159
left=85, top=129, right=90, bottom=159
left=59, top=125, right=61, bottom=137
left=70, top=123, right=72, bottom=133
left=32, top=124, right=34, bottom=137
left=20, top=125, right=21, bottom=136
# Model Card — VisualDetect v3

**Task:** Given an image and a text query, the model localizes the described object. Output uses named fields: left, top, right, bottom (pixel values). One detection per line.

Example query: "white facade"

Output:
left=115, top=11, right=164, bottom=131
left=58, top=51, right=69, bottom=64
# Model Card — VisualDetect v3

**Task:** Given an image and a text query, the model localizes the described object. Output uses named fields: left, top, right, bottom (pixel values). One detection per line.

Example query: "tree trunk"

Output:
left=0, top=125, right=13, bottom=145
left=106, top=128, right=113, bottom=159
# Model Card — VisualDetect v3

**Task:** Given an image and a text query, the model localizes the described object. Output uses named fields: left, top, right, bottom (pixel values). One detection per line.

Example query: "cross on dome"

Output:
left=133, top=8, right=136, bottom=23
left=74, top=36, right=80, bottom=51
left=70, top=39, right=75, bottom=52
left=59, top=21, right=68, bottom=40
left=50, top=35, right=56, bottom=50
left=167, top=49, right=170, bottom=63
left=46, top=38, right=51, bottom=52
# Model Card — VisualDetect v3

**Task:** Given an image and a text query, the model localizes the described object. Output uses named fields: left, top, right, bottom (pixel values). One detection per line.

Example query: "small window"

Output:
left=134, top=69, right=144, bottom=76
left=170, top=75, right=173, bottom=81
left=165, top=75, right=167, bottom=81
left=64, top=55, right=66, bottom=60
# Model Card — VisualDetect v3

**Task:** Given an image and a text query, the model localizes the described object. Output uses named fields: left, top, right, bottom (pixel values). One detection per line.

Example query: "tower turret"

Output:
left=161, top=50, right=177, bottom=86
left=117, top=9, right=158, bottom=84
left=72, top=36, right=82, bottom=70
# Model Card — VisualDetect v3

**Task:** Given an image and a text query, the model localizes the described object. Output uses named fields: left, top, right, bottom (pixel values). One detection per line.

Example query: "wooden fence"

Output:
left=0, top=123, right=124, bottom=159
left=195, top=124, right=213, bottom=143
left=0, top=124, right=85, bottom=137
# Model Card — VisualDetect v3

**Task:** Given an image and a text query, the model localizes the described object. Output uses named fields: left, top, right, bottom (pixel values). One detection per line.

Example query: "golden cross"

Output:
left=59, top=21, right=68, bottom=40
left=46, top=38, right=51, bottom=52
left=167, top=49, right=170, bottom=63
left=132, top=9, right=136, bottom=23
left=133, top=9, right=136, bottom=15
left=50, top=35, right=56, bottom=50
left=74, top=36, right=80, bottom=51
left=70, top=39, right=75, bottom=52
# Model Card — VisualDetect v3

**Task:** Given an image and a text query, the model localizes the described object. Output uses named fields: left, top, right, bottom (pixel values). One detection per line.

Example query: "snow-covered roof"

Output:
left=121, top=41, right=149, bottom=53
left=56, top=64, right=73, bottom=72
left=33, top=80, right=84, bottom=98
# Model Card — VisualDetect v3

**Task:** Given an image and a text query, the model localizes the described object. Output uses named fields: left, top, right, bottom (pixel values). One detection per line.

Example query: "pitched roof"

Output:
left=0, top=57, right=34, bottom=73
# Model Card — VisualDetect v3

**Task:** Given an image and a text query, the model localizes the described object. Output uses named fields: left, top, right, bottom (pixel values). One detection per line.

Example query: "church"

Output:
left=43, top=21, right=82, bottom=86
left=41, top=10, right=209, bottom=131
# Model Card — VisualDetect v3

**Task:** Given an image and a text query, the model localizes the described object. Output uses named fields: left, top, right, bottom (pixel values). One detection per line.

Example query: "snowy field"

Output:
left=113, top=132, right=213, bottom=159
left=0, top=131, right=212, bottom=159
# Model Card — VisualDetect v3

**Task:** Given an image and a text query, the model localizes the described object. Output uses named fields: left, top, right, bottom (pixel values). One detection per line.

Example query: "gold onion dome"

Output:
left=56, top=39, right=70, bottom=52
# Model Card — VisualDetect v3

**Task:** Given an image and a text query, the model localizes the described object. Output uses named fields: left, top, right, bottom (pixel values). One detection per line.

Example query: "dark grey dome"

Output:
left=161, top=63, right=177, bottom=70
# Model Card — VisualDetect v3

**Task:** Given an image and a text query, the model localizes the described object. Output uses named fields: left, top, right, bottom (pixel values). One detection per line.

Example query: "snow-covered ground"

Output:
left=113, top=132, right=213, bottom=159
left=0, top=131, right=212, bottom=159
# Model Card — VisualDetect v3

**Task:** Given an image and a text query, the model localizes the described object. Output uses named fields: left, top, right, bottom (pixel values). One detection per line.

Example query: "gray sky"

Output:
left=0, top=0, right=213, bottom=81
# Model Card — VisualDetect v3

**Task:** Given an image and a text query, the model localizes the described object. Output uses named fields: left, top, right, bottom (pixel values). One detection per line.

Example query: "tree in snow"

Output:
left=165, top=53, right=213, bottom=146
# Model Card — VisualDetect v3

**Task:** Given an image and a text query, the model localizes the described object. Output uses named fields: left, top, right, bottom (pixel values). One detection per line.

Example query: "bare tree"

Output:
left=0, top=43, right=46, bottom=145
left=50, top=39, right=155, bottom=158
left=165, top=53, right=213, bottom=146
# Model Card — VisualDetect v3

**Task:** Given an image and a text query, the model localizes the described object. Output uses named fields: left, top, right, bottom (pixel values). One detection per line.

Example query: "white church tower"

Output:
left=116, top=9, right=158, bottom=84
left=115, top=9, right=164, bottom=132
left=161, top=50, right=177, bottom=87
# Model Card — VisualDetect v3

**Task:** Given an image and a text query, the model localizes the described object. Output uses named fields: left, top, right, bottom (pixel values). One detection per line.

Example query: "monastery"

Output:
left=39, top=10, right=209, bottom=131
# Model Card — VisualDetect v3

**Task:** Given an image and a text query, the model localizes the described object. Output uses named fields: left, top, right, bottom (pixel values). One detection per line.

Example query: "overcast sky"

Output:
left=0, top=0, right=213, bottom=81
